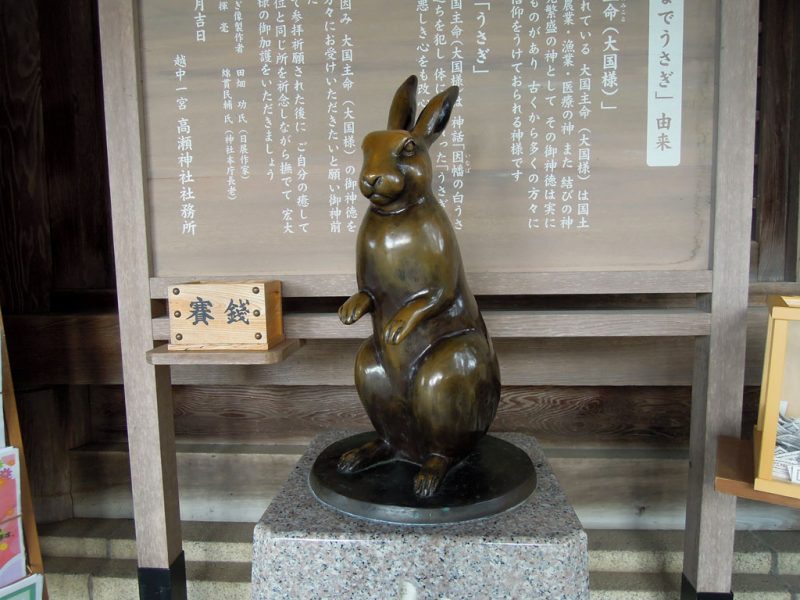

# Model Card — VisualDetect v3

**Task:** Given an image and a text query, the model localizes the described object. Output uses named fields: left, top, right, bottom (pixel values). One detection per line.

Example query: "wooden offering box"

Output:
left=753, top=296, right=800, bottom=500
left=167, top=281, right=283, bottom=350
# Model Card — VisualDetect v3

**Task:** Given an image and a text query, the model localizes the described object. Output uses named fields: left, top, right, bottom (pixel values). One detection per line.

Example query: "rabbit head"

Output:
left=360, top=75, right=459, bottom=211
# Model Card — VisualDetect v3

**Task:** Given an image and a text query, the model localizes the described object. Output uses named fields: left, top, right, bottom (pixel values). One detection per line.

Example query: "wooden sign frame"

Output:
left=97, top=1, right=757, bottom=598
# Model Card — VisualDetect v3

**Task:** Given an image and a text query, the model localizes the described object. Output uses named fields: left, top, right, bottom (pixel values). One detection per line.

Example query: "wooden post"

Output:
left=682, top=1, right=759, bottom=598
left=97, top=1, right=185, bottom=598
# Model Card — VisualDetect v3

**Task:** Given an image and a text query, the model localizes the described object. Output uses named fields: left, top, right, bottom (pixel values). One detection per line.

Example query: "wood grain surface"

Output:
left=38, top=0, right=115, bottom=292
left=86, top=384, right=760, bottom=449
left=756, top=0, right=798, bottom=281
left=0, top=1, right=52, bottom=313
left=139, top=0, right=717, bottom=278
left=2, top=309, right=774, bottom=387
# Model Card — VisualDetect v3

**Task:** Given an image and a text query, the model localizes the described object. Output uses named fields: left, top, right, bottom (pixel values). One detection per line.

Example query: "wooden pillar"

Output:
left=682, top=1, right=759, bottom=598
left=97, top=2, right=185, bottom=598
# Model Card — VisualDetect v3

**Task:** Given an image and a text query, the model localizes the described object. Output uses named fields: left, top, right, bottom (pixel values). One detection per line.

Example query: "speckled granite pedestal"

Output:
left=252, top=431, right=589, bottom=600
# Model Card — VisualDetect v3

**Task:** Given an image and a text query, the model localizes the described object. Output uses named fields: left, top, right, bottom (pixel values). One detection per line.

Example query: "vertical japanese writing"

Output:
left=576, top=0, right=593, bottom=229
left=449, top=1, right=466, bottom=230
left=417, top=0, right=432, bottom=102
left=236, top=69, right=251, bottom=185
left=518, top=0, right=598, bottom=232
left=473, top=2, right=491, bottom=74
left=510, top=0, right=524, bottom=206
left=601, top=0, right=624, bottom=110
left=218, top=1, right=231, bottom=39
left=194, top=0, right=207, bottom=42
left=291, top=2, right=309, bottom=233
left=257, top=2, right=276, bottom=183
left=647, top=0, right=683, bottom=166
left=340, top=0, right=359, bottom=233
left=274, top=1, right=294, bottom=233
left=175, top=55, right=197, bottom=235
left=324, top=0, right=341, bottom=233
left=524, top=1, right=540, bottom=230
left=234, top=0, right=245, bottom=54
left=432, top=0, right=449, bottom=212
left=220, top=67, right=244, bottom=200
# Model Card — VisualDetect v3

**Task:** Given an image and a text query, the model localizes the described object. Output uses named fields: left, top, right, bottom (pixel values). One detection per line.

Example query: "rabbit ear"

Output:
left=412, top=86, right=459, bottom=145
left=387, top=75, right=418, bottom=131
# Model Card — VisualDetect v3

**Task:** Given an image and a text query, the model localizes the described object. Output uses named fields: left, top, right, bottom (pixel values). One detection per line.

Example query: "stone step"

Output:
left=589, top=572, right=800, bottom=600
left=68, top=441, right=800, bottom=529
left=43, top=557, right=251, bottom=600
left=38, top=519, right=800, bottom=599
left=39, top=519, right=254, bottom=563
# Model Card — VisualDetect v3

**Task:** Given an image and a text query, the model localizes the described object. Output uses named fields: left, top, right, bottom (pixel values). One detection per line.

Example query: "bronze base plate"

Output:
left=308, top=432, right=537, bottom=525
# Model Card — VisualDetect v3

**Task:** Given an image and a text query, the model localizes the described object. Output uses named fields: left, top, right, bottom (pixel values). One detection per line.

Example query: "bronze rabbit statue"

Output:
left=337, top=75, right=501, bottom=499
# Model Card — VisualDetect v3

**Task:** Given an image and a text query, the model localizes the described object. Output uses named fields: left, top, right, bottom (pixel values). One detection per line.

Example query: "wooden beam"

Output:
left=97, top=0, right=182, bottom=574
left=152, top=309, right=712, bottom=341
left=683, top=1, right=759, bottom=594
left=150, top=270, right=714, bottom=299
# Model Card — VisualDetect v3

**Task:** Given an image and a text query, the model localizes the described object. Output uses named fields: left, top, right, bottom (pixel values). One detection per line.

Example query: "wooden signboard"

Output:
left=140, top=0, right=716, bottom=278
left=167, top=281, right=283, bottom=349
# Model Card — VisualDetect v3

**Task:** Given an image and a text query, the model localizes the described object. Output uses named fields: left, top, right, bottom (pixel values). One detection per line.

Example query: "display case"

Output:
left=754, top=296, right=800, bottom=499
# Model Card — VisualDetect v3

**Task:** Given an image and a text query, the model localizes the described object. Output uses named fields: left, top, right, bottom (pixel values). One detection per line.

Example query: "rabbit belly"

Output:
left=354, top=336, right=413, bottom=450
left=407, top=330, right=500, bottom=462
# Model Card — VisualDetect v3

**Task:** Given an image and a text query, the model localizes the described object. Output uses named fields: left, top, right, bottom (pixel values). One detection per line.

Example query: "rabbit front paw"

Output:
left=384, top=301, right=428, bottom=344
left=339, top=291, right=373, bottom=325
left=384, top=317, right=411, bottom=345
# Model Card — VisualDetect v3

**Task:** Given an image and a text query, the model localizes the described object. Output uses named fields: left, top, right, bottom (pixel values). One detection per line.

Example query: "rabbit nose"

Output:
left=360, top=174, right=382, bottom=196
left=362, top=173, right=382, bottom=188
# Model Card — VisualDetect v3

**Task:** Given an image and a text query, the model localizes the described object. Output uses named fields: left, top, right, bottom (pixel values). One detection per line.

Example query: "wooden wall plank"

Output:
left=89, top=384, right=761, bottom=450
left=38, top=0, right=114, bottom=292
left=756, top=0, right=797, bottom=281
left=4, top=314, right=122, bottom=387
left=17, top=389, right=74, bottom=523
left=0, top=1, right=52, bottom=313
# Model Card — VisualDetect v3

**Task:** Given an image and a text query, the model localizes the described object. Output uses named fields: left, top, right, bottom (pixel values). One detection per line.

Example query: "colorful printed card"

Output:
left=0, top=517, right=25, bottom=588
left=0, top=574, right=43, bottom=600
left=0, top=450, right=19, bottom=523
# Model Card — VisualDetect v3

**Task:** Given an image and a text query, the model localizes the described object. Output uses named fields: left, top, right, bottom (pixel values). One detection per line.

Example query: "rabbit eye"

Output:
left=402, top=140, right=417, bottom=156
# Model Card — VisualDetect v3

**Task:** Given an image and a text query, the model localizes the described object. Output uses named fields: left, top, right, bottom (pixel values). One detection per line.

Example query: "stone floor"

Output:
left=39, top=518, right=800, bottom=599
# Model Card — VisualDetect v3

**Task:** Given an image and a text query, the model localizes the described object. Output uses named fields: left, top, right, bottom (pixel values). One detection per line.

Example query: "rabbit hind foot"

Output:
left=337, top=438, right=394, bottom=474
left=413, top=454, right=454, bottom=499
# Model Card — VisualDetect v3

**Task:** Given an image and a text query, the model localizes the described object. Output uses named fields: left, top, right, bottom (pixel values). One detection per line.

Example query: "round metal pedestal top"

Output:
left=308, top=432, right=537, bottom=525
